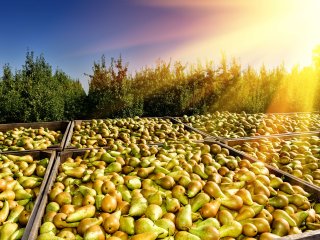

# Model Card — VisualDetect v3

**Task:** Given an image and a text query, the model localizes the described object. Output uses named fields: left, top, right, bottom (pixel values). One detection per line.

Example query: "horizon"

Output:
left=1, top=0, right=320, bottom=91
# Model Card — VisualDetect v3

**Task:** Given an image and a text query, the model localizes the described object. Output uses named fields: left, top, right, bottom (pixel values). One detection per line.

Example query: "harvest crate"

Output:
left=0, top=121, right=71, bottom=152
left=31, top=140, right=320, bottom=240
left=64, top=118, right=206, bottom=149
left=216, top=131, right=320, bottom=145
left=175, top=112, right=320, bottom=140
left=29, top=150, right=93, bottom=240
left=0, top=150, right=56, bottom=240
left=212, top=131, right=320, bottom=191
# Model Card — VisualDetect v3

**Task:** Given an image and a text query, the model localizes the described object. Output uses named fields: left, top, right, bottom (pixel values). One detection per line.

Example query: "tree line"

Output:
left=0, top=49, right=320, bottom=123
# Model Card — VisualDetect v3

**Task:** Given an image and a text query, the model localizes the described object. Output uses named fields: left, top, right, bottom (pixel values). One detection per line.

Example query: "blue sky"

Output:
left=1, top=0, right=320, bottom=91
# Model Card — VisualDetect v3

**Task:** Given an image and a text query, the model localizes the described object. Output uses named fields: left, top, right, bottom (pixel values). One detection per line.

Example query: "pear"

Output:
left=137, top=166, right=155, bottom=179
left=291, top=211, right=309, bottom=227
left=192, top=164, right=208, bottom=179
left=103, top=211, right=121, bottom=234
left=129, top=197, right=148, bottom=217
left=155, top=218, right=176, bottom=236
left=272, top=209, right=297, bottom=227
left=259, top=232, right=283, bottom=240
left=119, top=216, right=135, bottom=235
left=101, top=194, right=117, bottom=213
left=77, top=217, right=103, bottom=236
left=66, top=205, right=96, bottom=222
left=40, top=222, right=57, bottom=234
left=218, top=209, right=234, bottom=225
left=105, top=162, right=122, bottom=173
left=189, top=225, right=219, bottom=240
left=178, top=176, right=191, bottom=188
left=0, top=222, right=19, bottom=240
left=272, top=218, right=290, bottom=237
left=175, top=231, right=201, bottom=240
left=279, top=182, right=295, bottom=195
left=219, top=220, right=242, bottom=238
left=235, top=189, right=253, bottom=205
left=199, top=199, right=221, bottom=218
left=57, top=230, right=76, bottom=240
left=221, top=195, right=243, bottom=211
left=124, top=176, right=141, bottom=190
left=203, top=181, right=224, bottom=198
left=134, top=218, right=168, bottom=238
left=130, top=232, right=158, bottom=240
left=242, top=222, right=258, bottom=237
left=147, top=191, right=163, bottom=205
left=186, top=181, right=202, bottom=198
left=235, top=207, right=255, bottom=221
left=190, top=192, right=210, bottom=212
left=83, top=225, right=105, bottom=240
left=239, top=218, right=271, bottom=233
left=195, top=217, right=220, bottom=229
left=145, top=204, right=163, bottom=221
left=172, top=185, right=189, bottom=205
left=112, top=231, right=129, bottom=240
left=175, top=204, right=192, bottom=231
left=155, top=176, right=175, bottom=190
left=268, top=195, right=289, bottom=208
left=165, top=198, right=180, bottom=213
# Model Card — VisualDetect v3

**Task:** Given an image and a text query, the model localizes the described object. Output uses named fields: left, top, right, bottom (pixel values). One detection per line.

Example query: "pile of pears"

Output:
left=38, top=142, right=320, bottom=240
left=70, top=118, right=203, bottom=149
left=0, top=127, right=63, bottom=152
left=0, top=153, right=49, bottom=239
left=181, top=112, right=320, bottom=138
left=234, top=135, right=320, bottom=186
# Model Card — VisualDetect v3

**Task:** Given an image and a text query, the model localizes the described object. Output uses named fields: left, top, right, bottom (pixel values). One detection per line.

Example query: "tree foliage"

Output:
left=0, top=51, right=86, bottom=123
left=1, top=48, right=320, bottom=123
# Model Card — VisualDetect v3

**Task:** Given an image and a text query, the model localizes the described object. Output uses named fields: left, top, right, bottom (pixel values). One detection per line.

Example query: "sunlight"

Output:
left=165, top=0, right=320, bottom=70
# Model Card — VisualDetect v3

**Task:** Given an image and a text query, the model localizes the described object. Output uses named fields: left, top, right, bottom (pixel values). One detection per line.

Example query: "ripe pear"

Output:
left=119, top=216, right=135, bottom=235
left=130, top=232, right=158, bottom=240
left=190, top=192, right=210, bottom=212
left=272, top=218, right=290, bottom=237
left=272, top=209, right=297, bottom=227
left=128, top=196, right=148, bottom=217
left=236, top=189, right=253, bottom=205
left=155, top=218, right=176, bottom=236
left=189, top=225, right=219, bottom=240
left=175, top=231, right=201, bottom=240
left=199, top=199, right=221, bottom=218
left=77, top=217, right=103, bottom=236
left=147, top=192, right=163, bottom=205
left=134, top=218, right=168, bottom=238
left=175, top=204, right=192, bottom=231
left=83, top=225, right=105, bottom=240
left=145, top=204, right=163, bottom=221
left=242, top=222, right=258, bottom=237
left=219, top=220, right=242, bottom=238
left=165, top=198, right=180, bottom=213
left=171, top=185, right=188, bottom=205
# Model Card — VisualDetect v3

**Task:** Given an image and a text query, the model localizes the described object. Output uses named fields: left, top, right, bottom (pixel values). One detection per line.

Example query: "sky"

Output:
left=0, top=0, right=320, bottom=91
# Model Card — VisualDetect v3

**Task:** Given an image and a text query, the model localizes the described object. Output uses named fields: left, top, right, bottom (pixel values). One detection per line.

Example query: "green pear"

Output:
left=155, top=218, right=176, bottom=236
left=119, top=216, right=135, bottom=235
left=195, top=217, right=220, bottom=229
left=175, top=204, right=192, bottom=231
left=175, top=231, right=200, bottom=240
left=145, top=204, right=163, bottom=221
left=129, top=197, right=148, bottom=217
left=189, top=225, right=219, bottom=240
left=219, top=220, right=242, bottom=238
left=134, top=218, right=168, bottom=238
left=190, top=192, right=210, bottom=212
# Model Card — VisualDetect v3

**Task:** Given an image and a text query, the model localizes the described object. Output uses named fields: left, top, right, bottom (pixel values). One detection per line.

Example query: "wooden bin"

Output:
left=30, top=140, right=320, bottom=239
left=0, top=121, right=72, bottom=152
left=0, top=150, right=56, bottom=240
left=64, top=118, right=206, bottom=149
